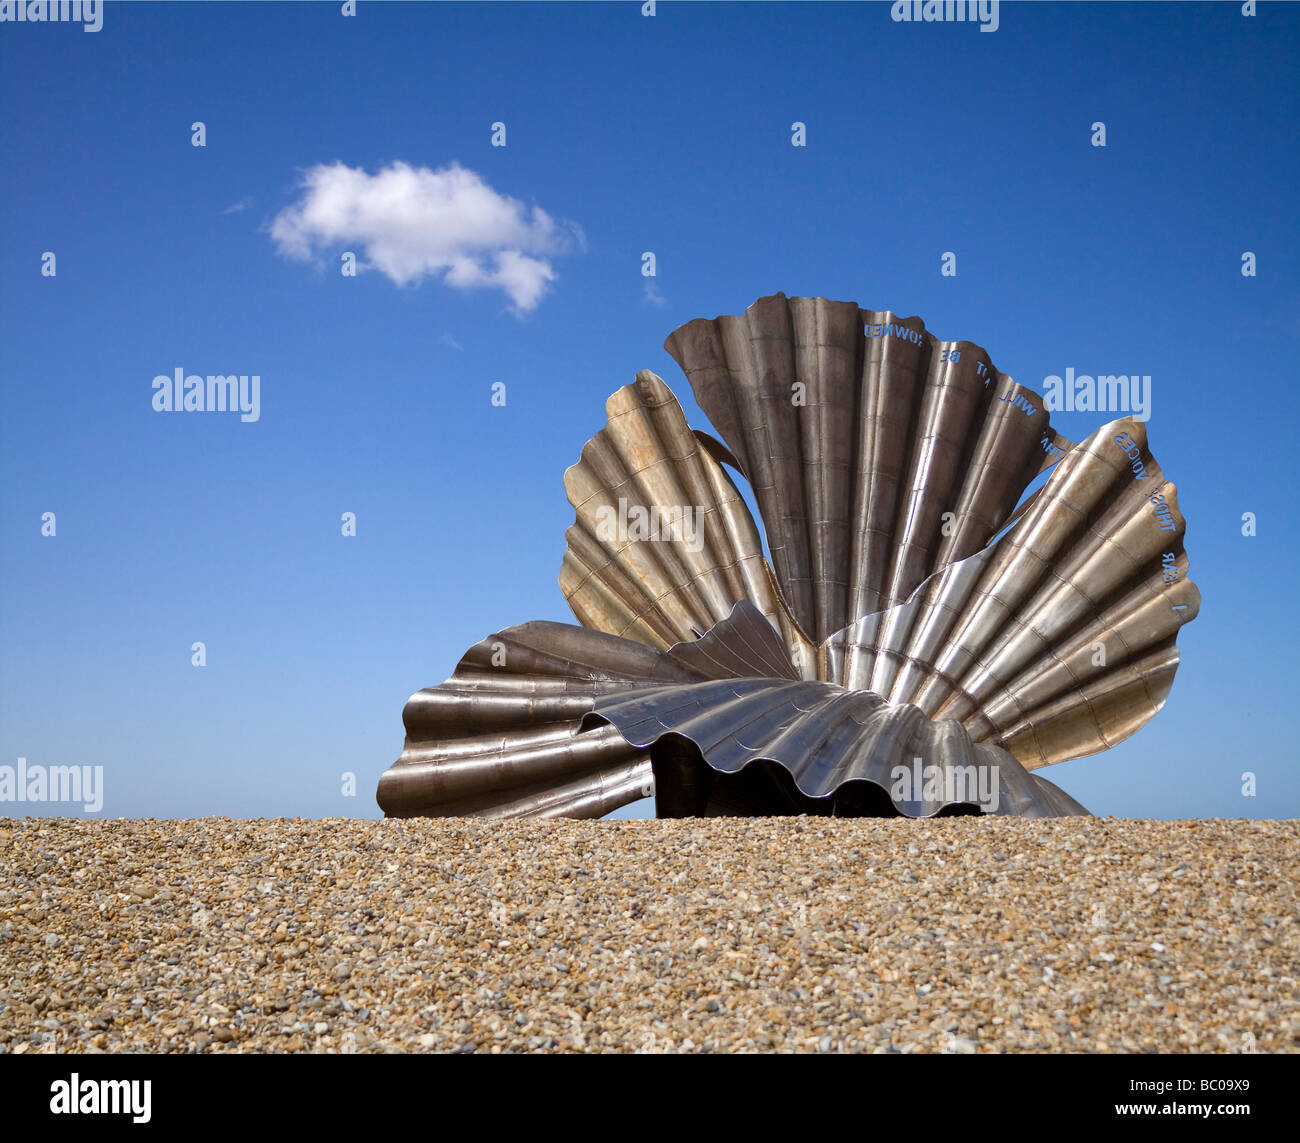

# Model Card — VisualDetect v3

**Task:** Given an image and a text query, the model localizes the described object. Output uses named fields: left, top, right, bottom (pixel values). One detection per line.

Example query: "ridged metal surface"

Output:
left=379, top=602, right=805, bottom=819
left=380, top=597, right=1090, bottom=820
left=589, top=679, right=1088, bottom=819
left=664, top=292, right=1076, bottom=650
left=378, top=291, right=1197, bottom=820
left=823, top=417, right=1200, bottom=768
left=559, top=369, right=815, bottom=673
left=378, top=622, right=666, bottom=820
left=581, top=599, right=1087, bottom=818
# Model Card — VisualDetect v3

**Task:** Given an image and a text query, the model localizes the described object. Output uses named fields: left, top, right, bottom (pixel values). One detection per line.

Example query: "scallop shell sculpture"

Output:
left=377, top=293, right=1199, bottom=820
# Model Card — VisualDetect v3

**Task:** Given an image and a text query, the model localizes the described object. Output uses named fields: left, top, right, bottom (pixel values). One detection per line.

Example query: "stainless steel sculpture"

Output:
left=377, top=293, right=1199, bottom=819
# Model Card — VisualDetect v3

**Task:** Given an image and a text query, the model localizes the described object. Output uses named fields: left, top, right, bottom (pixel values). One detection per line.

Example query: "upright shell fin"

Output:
left=824, top=418, right=1200, bottom=768
left=559, top=369, right=816, bottom=675
left=664, top=292, right=1075, bottom=652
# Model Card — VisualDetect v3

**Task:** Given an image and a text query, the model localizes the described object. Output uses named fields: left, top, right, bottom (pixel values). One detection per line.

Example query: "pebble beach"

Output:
left=1, top=816, right=1296, bottom=1054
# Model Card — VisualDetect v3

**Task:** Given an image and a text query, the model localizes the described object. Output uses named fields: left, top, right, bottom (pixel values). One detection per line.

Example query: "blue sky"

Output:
left=1, top=1, right=1297, bottom=820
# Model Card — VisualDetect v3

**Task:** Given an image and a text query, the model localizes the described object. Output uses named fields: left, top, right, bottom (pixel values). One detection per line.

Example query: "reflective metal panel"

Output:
left=378, top=293, right=1196, bottom=820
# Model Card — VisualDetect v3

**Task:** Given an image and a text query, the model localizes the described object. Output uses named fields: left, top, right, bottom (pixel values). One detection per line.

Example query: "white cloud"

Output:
left=439, top=332, right=464, bottom=351
left=269, top=161, right=582, bottom=313
left=222, top=196, right=253, bottom=214
left=642, top=279, right=666, bottom=307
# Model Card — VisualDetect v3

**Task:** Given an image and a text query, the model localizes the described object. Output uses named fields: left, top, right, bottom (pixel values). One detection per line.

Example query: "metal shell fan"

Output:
left=377, top=293, right=1199, bottom=819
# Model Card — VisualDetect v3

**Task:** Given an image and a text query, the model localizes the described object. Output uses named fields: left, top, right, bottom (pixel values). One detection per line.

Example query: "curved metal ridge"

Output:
left=659, top=597, right=801, bottom=682
left=823, top=417, right=1200, bottom=768
left=378, top=630, right=655, bottom=820
left=664, top=292, right=1076, bottom=645
left=378, top=601, right=808, bottom=819
left=559, top=369, right=816, bottom=674
left=584, top=677, right=1089, bottom=819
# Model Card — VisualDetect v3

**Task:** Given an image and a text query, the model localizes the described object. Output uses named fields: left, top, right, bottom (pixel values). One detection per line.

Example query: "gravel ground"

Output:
left=0, top=816, right=1296, bottom=1054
